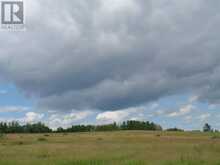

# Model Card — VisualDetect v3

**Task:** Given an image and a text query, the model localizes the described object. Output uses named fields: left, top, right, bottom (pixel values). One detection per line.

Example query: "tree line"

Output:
left=0, top=121, right=216, bottom=134
left=0, top=120, right=162, bottom=133
left=57, top=121, right=162, bottom=133
left=0, top=122, right=52, bottom=133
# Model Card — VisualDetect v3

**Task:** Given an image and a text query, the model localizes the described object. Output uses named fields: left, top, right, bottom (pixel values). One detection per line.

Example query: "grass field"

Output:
left=0, top=131, right=220, bottom=165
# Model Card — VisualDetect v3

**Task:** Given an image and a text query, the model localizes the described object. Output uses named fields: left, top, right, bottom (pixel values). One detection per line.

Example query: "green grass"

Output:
left=0, top=131, right=220, bottom=165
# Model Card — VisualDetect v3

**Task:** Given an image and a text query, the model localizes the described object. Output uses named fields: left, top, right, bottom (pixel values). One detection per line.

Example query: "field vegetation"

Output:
left=0, top=131, right=220, bottom=165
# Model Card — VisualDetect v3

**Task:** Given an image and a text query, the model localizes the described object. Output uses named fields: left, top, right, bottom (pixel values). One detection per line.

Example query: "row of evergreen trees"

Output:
left=0, top=120, right=162, bottom=133
left=0, top=122, right=52, bottom=133
left=57, top=121, right=162, bottom=133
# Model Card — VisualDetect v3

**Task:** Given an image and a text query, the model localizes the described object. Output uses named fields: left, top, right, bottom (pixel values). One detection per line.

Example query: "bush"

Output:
left=156, top=134, right=161, bottom=137
left=17, top=141, right=24, bottom=145
left=44, top=134, right=50, bottom=137
left=166, top=128, right=184, bottom=132
left=203, top=123, right=212, bottom=132
left=37, top=137, right=47, bottom=142
left=211, top=134, right=220, bottom=140
left=0, top=133, right=4, bottom=139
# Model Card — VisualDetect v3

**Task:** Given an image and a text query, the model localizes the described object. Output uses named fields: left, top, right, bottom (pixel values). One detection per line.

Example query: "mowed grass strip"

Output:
left=0, top=131, right=220, bottom=165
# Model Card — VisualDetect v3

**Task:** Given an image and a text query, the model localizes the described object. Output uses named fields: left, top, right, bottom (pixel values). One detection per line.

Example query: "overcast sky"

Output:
left=0, top=0, right=220, bottom=130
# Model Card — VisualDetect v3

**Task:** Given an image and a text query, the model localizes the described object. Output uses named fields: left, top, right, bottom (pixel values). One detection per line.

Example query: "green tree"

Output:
left=203, top=123, right=212, bottom=132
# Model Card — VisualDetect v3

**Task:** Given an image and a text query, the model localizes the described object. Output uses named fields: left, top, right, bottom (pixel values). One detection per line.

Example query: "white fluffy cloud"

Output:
left=0, top=111, right=44, bottom=124
left=48, top=110, right=93, bottom=129
left=0, top=106, right=30, bottom=113
left=24, top=112, right=44, bottom=123
left=167, top=105, right=194, bottom=117
left=96, top=106, right=145, bottom=124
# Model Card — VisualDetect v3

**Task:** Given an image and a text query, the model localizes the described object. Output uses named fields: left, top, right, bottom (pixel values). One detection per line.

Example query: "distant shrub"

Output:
left=166, top=128, right=184, bottom=132
left=0, top=133, right=5, bottom=139
left=37, top=137, right=47, bottom=142
left=211, top=135, right=220, bottom=140
left=190, top=130, right=201, bottom=133
left=44, top=134, right=50, bottom=137
left=156, top=134, right=161, bottom=137
left=37, top=153, right=50, bottom=159
left=17, top=141, right=24, bottom=145
left=97, top=137, right=103, bottom=141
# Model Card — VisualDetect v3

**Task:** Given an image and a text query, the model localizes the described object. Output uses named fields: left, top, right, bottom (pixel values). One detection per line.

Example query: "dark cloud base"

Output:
left=0, top=0, right=220, bottom=111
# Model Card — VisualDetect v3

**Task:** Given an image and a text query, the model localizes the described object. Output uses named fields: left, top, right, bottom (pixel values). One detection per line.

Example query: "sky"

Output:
left=0, top=0, right=220, bottom=130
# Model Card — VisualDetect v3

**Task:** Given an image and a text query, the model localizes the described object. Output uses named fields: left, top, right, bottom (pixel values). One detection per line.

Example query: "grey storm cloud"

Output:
left=0, top=0, right=220, bottom=111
